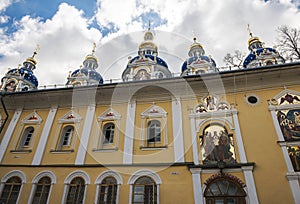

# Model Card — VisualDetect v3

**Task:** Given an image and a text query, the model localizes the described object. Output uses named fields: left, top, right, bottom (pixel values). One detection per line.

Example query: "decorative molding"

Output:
left=141, top=104, right=167, bottom=118
left=95, top=170, right=123, bottom=185
left=21, top=111, right=42, bottom=124
left=128, top=169, right=162, bottom=185
left=64, top=170, right=90, bottom=184
left=98, top=107, right=121, bottom=121
left=32, top=171, right=56, bottom=184
left=1, top=170, right=26, bottom=183
left=58, top=109, right=82, bottom=123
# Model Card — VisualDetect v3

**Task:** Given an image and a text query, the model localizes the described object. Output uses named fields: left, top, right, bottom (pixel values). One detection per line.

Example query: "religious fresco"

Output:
left=200, top=124, right=236, bottom=164
left=276, top=109, right=300, bottom=141
left=287, top=146, right=300, bottom=171
left=195, top=95, right=229, bottom=113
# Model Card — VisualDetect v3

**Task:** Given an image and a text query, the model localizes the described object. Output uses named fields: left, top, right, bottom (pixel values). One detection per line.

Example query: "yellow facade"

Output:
left=0, top=63, right=300, bottom=204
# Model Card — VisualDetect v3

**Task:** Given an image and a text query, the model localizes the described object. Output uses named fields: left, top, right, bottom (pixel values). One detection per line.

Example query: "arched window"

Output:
left=66, top=177, right=85, bottom=204
left=60, top=125, right=74, bottom=148
left=32, top=176, right=51, bottom=204
left=200, top=124, right=236, bottom=164
left=147, top=120, right=161, bottom=143
left=20, top=126, right=34, bottom=147
left=0, top=176, right=22, bottom=203
left=103, top=123, right=115, bottom=144
left=132, top=176, right=157, bottom=204
left=204, top=177, right=246, bottom=204
left=97, top=177, right=117, bottom=204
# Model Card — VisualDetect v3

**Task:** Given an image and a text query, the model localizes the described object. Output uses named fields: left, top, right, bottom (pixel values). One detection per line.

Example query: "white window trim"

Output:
left=11, top=111, right=42, bottom=152
left=94, top=170, right=123, bottom=204
left=140, top=105, right=168, bottom=149
left=62, top=170, right=90, bottom=204
left=94, top=107, right=121, bottom=151
left=50, top=110, right=82, bottom=152
left=0, top=170, right=26, bottom=204
left=128, top=169, right=162, bottom=204
left=28, top=171, right=56, bottom=204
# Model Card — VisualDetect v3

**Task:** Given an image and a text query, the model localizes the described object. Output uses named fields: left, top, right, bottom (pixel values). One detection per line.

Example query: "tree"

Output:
left=276, top=25, right=300, bottom=60
left=223, top=50, right=245, bottom=69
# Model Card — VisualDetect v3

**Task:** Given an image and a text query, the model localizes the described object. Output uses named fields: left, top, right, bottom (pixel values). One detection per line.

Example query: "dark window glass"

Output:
left=98, top=177, right=117, bottom=204
left=132, top=176, right=157, bottom=204
left=66, top=177, right=85, bottom=204
left=0, top=176, right=22, bottom=204
left=32, top=176, right=51, bottom=204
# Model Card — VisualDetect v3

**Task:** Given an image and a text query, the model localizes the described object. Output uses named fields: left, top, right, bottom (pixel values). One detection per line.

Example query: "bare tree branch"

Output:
left=223, top=50, right=245, bottom=68
left=276, top=25, right=300, bottom=60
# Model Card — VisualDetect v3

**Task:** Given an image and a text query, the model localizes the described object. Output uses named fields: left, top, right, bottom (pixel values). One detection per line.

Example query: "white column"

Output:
left=75, top=105, right=95, bottom=165
left=172, top=99, right=185, bottom=162
left=232, top=110, right=247, bottom=163
left=286, top=173, right=300, bottom=203
left=233, top=111, right=259, bottom=203
left=32, top=107, right=57, bottom=165
left=0, top=109, right=22, bottom=163
left=190, top=117, right=199, bottom=165
left=190, top=168, right=203, bottom=204
left=242, top=166, right=259, bottom=204
left=123, top=100, right=136, bottom=164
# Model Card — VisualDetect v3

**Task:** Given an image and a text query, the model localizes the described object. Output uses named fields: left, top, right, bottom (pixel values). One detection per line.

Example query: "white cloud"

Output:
left=0, top=3, right=102, bottom=86
left=0, top=0, right=15, bottom=12
left=0, top=0, right=300, bottom=86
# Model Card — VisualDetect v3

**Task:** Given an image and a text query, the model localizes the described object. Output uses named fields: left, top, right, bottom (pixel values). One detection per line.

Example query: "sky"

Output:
left=0, top=0, right=300, bottom=87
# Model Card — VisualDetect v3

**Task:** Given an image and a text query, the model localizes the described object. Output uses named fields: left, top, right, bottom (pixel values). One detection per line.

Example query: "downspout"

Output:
left=0, top=93, right=9, bottom=134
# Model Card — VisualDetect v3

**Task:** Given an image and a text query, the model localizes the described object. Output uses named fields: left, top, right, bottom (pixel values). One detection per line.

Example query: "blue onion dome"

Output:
left=122, top=24, right=171, bottom=82
left=66, top=43, right=104, bottom=86
left=243, top=25, right=285, bottom=68
left=0, top=46, right=40, bottom=92
left=181, top=37, right=217, bottom=76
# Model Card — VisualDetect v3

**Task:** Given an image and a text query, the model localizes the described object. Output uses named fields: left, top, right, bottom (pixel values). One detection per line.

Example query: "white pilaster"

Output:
left=75, top=105, right=95, bottom=165
left=232, top=110, right=247, bottom=163
left=172, top=99, right=185, bottom=162
left=190, top=117, right=199, bottom=165
left=242, top=166, right=259, bottom=204
left=0, top=109, right=22, bottom=163
left=32, top=107, right=57, bottom=165
left=190, top=168, right=203, bottom=204
left=123, top=100, right=136, bottom=164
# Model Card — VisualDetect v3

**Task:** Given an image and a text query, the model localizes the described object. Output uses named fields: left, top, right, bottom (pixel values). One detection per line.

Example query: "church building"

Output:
left=0, top=26, right=299, bottom=204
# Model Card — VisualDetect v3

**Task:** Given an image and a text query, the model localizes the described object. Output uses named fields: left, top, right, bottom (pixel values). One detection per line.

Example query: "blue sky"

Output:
left=0, top=0, right=300, bottom=86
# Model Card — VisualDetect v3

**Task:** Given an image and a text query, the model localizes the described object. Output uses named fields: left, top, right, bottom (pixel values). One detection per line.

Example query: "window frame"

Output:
left=128, top=170, right=161, bottom=204
left=10, top=112, right=42, bottom=153
left=20, top=126, right=35, bottom=147
left=0, top=170, right=26, bottom=204
left=140, top=105, right=168, bottom=149
left=62, top=171, right=90, bottom=204
left=94, top=170, right=123, bottom=204
left=50, top=110, right=82, bottom=153
left=132, top=176, right=157, bottom=204
left=147, top=120, right=161, bottom=144
left=102, top=122, right=115, bottom=145
left=203, top=175, right=247, bottom=204
left=94, top=107, right=121, bottom=151
left=28, top=171, right=56, bottom=204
